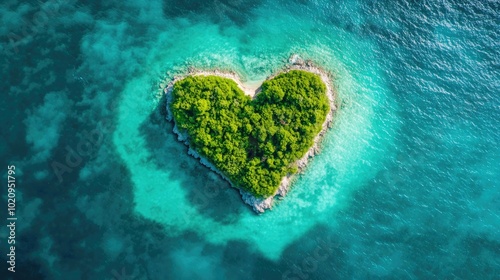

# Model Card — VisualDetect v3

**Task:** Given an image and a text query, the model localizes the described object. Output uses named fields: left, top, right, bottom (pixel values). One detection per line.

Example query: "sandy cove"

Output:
left=164, top=55, right=337, bottom=213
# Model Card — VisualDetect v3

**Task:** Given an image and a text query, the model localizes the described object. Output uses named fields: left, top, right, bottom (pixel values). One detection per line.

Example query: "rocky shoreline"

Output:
left=164, top=55, right=336, bottom=213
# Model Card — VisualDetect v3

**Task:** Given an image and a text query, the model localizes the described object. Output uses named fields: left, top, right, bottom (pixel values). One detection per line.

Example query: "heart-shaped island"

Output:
left=165, top=60, right=336, bottom=212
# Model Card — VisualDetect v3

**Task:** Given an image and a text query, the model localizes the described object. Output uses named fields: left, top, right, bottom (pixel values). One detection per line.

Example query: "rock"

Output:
left=289, top=54, right=304, bottom=65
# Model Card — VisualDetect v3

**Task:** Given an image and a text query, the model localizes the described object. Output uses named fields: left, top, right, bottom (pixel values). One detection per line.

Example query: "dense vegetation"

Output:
left=171, top=70, right=329, bottom=197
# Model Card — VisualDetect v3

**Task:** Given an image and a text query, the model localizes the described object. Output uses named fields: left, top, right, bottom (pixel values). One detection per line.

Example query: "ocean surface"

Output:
left=1, top=0, right=499, bottom=279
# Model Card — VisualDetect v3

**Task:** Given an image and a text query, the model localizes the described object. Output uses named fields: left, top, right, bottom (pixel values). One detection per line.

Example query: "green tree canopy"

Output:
left=171, top=70, right=329, bottom=198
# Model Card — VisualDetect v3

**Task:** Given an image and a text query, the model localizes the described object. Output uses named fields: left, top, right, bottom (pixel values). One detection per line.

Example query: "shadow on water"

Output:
left=138, top=94, right=250, bottom=224
left=135, top=96, right=358, bottom=279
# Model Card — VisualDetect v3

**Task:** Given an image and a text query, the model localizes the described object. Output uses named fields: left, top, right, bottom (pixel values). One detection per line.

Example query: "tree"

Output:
left=170, top=70, right=329, bottom=198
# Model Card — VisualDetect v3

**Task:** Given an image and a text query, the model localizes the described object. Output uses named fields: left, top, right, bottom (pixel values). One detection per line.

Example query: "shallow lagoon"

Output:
left=2, top=0, right=499, bottom=279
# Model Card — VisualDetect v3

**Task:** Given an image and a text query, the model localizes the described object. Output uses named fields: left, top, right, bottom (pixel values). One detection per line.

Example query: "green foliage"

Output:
left=171, top=70, right=329, bottom=198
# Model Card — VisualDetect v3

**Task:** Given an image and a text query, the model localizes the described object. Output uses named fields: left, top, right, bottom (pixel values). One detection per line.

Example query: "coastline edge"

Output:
left=164, top=55, right=337, bottom=213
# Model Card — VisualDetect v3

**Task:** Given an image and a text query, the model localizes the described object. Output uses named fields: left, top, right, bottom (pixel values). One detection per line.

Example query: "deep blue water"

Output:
left=1, top=0, right=499, bottom=279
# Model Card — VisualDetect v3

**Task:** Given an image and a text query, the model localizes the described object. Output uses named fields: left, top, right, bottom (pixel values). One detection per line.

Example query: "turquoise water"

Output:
left=1, top=0, right=499, bottom=279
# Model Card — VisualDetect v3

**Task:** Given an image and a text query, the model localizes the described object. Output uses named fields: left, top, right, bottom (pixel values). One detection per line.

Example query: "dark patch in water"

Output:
left=139, top=95, right=248, bottom=224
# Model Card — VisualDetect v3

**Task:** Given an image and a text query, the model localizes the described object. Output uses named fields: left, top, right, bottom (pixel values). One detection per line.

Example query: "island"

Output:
left=165, top=57, right=336, bottom=212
